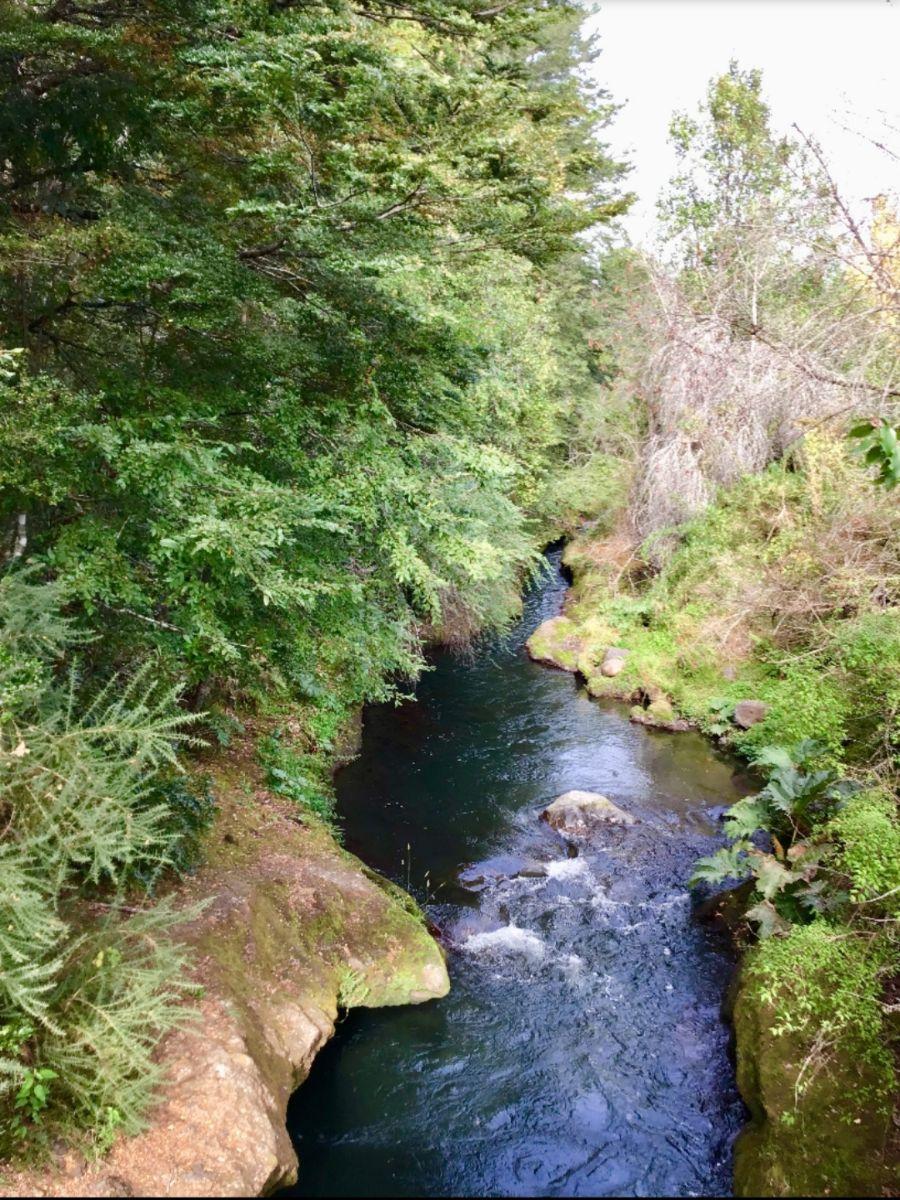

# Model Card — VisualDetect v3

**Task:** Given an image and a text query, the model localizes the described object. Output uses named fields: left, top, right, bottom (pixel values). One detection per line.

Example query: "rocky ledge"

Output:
left=1, top=754, right=448, bottom=1198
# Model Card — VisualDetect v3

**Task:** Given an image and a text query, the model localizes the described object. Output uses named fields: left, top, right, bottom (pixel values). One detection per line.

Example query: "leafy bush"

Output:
left=258, top=730, right=338, bottom=829
left=747, top=921, right=895, bottom=1115
left=827, top=789, right=900, bottom=914
left=690, top=740, right=856, bottom=935
left=849, top=418, right=900, bottom=489
left=0, top=0, right=628, bottom=728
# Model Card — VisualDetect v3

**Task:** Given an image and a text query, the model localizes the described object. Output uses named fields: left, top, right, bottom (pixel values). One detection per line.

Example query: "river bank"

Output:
left=0, top=737, right=448, bottom=1198
left=5, top=496, right=894, bottom=1198
left=524, top=502, right=899, bottom=1198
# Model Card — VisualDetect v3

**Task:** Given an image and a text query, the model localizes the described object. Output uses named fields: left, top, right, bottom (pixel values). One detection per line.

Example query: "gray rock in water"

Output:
left=600, top=646, right=629, bottom=677
left=540, top=790, right=635, bottom=836
left=733, top=699, right=769, bottom=729
left=457, top=855, right=547, bottom=890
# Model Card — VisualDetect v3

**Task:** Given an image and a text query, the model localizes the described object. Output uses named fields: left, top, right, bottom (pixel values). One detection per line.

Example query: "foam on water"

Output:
left=544, top=857, right=590, bottom=880
left=462, top=924, right=546, bottom=958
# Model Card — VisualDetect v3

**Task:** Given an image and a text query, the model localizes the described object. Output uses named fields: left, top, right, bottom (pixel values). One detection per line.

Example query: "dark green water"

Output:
left=283, top=550, right=751, bottom=1197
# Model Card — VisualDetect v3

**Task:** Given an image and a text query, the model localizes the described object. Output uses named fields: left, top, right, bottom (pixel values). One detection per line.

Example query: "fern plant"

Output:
left=0, top=572, right=203, bottom=1154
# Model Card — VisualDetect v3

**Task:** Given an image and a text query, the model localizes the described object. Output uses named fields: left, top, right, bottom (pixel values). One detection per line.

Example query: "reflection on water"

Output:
left=283, top=550, right=750, bottom=1197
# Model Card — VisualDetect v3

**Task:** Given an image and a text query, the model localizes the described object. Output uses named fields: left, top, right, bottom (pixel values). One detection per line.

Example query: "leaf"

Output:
left=749, top=850, right=793, bottom=900
left=723, top=794, right=770, bottom=838
left=689, top=842, right=752, bottom=887
left=746, top=899, right=791, bottom=938
left=752, top=744, right=794, bottom=773
left=791, top=739, right=824, bottom=767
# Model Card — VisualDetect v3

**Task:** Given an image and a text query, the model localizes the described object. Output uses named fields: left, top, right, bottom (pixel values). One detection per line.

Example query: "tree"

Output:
left=0, top=0, right=628, bottom=706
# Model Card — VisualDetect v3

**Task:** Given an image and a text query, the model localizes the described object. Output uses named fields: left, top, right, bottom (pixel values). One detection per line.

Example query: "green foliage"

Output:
left=690, top=740, right=855, bottom=932
left=849, top=418, right=900, bottom=489
left=0, top=574, right=199, bottom=1153
left=0, top=3, right=630, bottom=1154
left=827, top=789, right=900, bottom=914
left=748, top=921, right=895, bottom=1113
left=129, top=773, right=217, bottom=890
left=0, top=0, right=627, bottom=721
left=659, top=58, right=830, bottom=325
left=258, top=730, right=338, bottom=829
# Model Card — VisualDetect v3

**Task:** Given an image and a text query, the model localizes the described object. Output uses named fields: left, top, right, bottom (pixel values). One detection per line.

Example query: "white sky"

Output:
left=585, top=0, right=900, bottom=244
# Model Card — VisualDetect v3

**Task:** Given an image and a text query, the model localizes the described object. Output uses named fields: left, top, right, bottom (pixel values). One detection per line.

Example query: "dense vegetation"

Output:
left=0, top=0, right=627, bottom=1152
left=546, top=63, right=899, bottom=1194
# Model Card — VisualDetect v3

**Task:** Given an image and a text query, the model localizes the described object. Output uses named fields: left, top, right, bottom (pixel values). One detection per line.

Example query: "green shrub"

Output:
left=827, top=789, right=900, bottom=914
left=690, top=740, right=856, bottom=934
left=0, top=574, right=201, bottom=1154
left=748, top=921, right=895, bottom=1115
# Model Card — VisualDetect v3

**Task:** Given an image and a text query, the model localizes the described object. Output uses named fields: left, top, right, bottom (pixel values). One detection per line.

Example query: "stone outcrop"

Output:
left=540, top=790, right=635, bottom=836
left=630, top=700, right=692, bottom=733
left=1, top=760, right=448, bottom=1199
left=525, top=615, right=584, bottom=671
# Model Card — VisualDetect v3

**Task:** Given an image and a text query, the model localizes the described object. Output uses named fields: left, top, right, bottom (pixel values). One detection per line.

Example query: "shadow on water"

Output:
left=282, top=549, right=752, bottom=1198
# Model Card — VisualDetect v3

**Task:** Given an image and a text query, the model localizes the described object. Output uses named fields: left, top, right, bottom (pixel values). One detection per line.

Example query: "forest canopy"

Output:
left=0, top=0, right=628, bottom=705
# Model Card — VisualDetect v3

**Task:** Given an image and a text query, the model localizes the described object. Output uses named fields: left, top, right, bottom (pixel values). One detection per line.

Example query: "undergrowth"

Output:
left=257, top=729, right=339, bottom=831
left=0, top=575, right=203, bottom=1158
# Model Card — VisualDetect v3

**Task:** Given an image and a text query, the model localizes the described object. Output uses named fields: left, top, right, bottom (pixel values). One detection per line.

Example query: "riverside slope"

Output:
left=0, top=750, right=448, bottom=1198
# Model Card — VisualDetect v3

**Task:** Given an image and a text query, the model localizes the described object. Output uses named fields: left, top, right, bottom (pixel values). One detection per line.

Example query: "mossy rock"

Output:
left=525, top=615, right=582, bottom=671
left=733, top=966, right=897, bottom=1197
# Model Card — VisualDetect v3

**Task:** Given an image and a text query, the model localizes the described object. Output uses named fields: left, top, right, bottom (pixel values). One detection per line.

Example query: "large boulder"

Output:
left=540, top=790, right=635, bottom=836
left=734, top=700, right=769, bottom=729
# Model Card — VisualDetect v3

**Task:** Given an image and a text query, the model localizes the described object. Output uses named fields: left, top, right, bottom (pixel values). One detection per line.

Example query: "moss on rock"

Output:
left=525, top=615, right=583, bottom=670
left=733, top=933, right=898, bottom=1198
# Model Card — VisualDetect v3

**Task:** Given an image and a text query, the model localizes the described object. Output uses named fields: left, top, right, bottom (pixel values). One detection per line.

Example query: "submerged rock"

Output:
left=439, top=911, right=506, bottom=946
left=540, top=789, right=635, bottom=836
left=457, top=855, right=547, bottom=890
left=733, top=699, right=768, bottom=729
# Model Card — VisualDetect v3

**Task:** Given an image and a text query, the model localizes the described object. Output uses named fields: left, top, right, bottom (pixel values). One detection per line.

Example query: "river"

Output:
left=282, top=547, right=751, bottom=1197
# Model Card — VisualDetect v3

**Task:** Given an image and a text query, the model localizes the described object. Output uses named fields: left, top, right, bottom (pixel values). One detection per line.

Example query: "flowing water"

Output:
left=283, top=549, right=752, bottom=1197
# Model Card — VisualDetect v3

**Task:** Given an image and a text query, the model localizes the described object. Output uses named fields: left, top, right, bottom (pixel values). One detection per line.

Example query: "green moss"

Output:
left=525, top=616, right=582, bottom=671
left=645, top=697, right=677, bottom=724
left=827, top=789, right=900, bottom=912
left=734, top=925, right=898, bottom=1198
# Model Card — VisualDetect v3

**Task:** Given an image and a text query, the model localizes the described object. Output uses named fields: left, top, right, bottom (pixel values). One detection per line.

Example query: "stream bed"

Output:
left=283, top=548, right=752, bottom=1197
